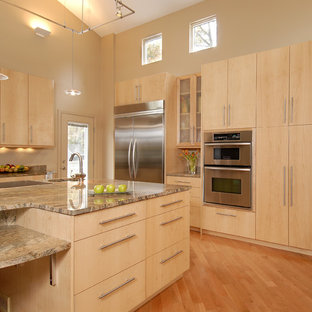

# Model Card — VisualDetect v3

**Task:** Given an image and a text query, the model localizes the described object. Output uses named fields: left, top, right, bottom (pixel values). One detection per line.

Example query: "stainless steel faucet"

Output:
left=69, top=152, right=86, bottom=181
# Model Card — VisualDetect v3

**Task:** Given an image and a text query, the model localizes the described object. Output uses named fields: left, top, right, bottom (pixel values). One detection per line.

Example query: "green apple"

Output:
left=94, top=184, right=104, bottom=194
left=106, top=184, right=115, bottom=193
left=94, top=198, right=104, bottom=205
left=118, top=184, right=127, bottom=192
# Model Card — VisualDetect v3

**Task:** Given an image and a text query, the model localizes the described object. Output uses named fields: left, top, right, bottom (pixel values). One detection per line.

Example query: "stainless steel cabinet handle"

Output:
left=223, top=106, right=226, bottom=126
left=284, top=98, right=287, bottom=124
left=99, top=234, right=136, bottom=250
left=205, top=166, right=251, bottom=172
left=283, top=166, right=286, bottom=206
left=128, top=140, right=133, bottom=179
left=99, top=212, right=136, bottom=225
left=160, top=199, right=183, bottom=207
left=98, top=277, right=135, bottom=299
left=160, top=250, right=183, bottom=264
left=174, top=180, right=191, bottom=184
left=290, top=166, right=293, bottom=207
left=160, top=216, right=183, bottom=226
left=132, top=139, right=137, bottom=179
left=228, top=104, right=231, bottom=126
left=30, top=125, right=33, bottom=143
left=1, top=123, right=4, bottom=142
left=216, top=212, right=237, bottom=217
left=291, top=97, right=294, bottom=123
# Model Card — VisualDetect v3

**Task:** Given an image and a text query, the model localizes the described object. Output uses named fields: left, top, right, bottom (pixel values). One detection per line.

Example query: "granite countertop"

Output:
left=0, top=179, right=191, bottom=216
left=0, top=225, right=70, bottom=269
left=167, top=172, right=201, bottom=178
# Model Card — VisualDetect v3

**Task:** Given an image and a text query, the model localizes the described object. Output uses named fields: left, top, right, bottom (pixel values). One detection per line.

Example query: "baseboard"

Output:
left=201, top=229, right=312, bottom=257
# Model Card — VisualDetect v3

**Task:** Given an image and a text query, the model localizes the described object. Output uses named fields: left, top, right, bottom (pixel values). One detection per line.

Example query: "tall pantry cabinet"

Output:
left=256, top=41, right=312, bottom=250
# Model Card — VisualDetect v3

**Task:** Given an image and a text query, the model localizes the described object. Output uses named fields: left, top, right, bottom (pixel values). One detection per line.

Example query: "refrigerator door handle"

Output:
left=128, top=139, right=133, bottom=179
left=132, top=139, right=137, bottom=179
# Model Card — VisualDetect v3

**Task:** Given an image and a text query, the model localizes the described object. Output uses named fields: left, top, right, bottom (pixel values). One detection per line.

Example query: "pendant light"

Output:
left=0, top=73, right=8, bottom=80
left=65, top=30, right=81, bottom=96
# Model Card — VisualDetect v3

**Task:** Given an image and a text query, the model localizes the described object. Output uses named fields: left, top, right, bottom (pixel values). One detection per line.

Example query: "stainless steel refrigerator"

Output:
left=114, top=101, right=164, bottom=183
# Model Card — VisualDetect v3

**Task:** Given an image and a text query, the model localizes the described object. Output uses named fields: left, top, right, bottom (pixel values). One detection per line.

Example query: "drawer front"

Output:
left=202, top=206, right=255, bottom=239
left=146, top=207, right=189, bottom=257
left=146, top=239, right=189, bottom=297
left=166, top=176, right=201, bottom=188
left=75, top=261, right=145, bottom=312
left=74, top=220, right=145, bottom=294
left=146, top=191, right=189, bottom=217
left=74, top=201, right=146, bottom=241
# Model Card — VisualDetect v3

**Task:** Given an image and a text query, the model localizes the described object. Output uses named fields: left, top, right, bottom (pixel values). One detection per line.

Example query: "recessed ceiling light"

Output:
left=34, top=27, right=51, bottom=38
left=64, top=89, right=82, bottom=96
left=0, top=73, right=8, bottom=80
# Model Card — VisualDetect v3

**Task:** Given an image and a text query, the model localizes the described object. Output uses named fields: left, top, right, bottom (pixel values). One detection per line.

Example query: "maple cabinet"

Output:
left=177, top=74, right=201, bottom=147
left=115, top=73, right=168, bottom=106
left=202, top=54, right=256, bottom=131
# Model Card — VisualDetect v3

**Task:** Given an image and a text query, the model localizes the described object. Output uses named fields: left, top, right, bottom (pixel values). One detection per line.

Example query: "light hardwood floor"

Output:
left=137, top=231, right=312, bottom=312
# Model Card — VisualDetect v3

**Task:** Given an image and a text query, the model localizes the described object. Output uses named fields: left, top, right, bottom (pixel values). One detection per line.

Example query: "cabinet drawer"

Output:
left=166, top=176, right=201, bottom=188
left=146, top=191, right=189, bottom=217
left=74, top=201, right=146, bottom=241
left=75, top=261, right=145, bottom=312
left=74, top=220, right=145, bottom=294
left=202, top=206, right=255, bottom=239
left=146, top=239, right=189, bottom=297
left=146, top=207, right=189, bottom=256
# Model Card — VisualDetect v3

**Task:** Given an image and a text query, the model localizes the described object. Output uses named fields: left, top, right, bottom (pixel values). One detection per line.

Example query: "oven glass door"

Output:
left=204, top=143, right=251, bottom=166
left=204, top=166, right=251, bottom=208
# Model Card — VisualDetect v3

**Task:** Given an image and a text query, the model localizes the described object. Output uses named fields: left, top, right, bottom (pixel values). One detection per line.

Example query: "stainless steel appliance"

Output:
left=114, top=101, right=164, bottom=183
left=203, top=131, right=252, bottom=208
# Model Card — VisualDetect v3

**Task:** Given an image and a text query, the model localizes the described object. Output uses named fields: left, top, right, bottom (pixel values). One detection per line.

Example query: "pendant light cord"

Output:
left=81, top=0, right=84, bottom=33
left=71, top=30, right=74, bottom=89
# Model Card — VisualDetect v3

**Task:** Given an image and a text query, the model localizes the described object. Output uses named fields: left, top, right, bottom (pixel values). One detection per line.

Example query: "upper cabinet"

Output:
left=289, top=41, right=312, bottom=125
left=115, top=73, right=167, bottom=106
left=0, top=69, right=29, bottom=145
left=202, top=54, right=256, bottom=131
left=0, top=68, right=54, bottom=147
left=29, top=75, right=55, bottom=147
left=177, top=74, right=201, bottom=147
left=257, top=46, right=290, bottom=127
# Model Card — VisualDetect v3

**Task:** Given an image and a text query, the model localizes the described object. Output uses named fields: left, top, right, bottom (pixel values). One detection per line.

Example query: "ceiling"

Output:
left=57, top=0, right=204, bottom=37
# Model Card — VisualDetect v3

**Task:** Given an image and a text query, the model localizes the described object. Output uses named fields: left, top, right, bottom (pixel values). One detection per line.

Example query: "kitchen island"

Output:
left=0, top=179, right=190, bottom=312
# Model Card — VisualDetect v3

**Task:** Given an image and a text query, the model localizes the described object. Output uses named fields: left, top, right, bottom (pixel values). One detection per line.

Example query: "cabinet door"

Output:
left=139, top=73, right=166, bottom=102
left=290, top=41, right=312, bottom=125
left=256, top=127, right=288, bottom=245
left=0, top=69, right=28, bottom=145
left=289, top=126, right=312, bottom=250
left=257, top=47, right=289, bottom=127
left=202, top=60, right=227, bottom=130
left=228, top=54, right=256, bottom=128
left=115, top=79, right=138, bottom=106
left=194, top=75, right=201, bottom=143
left=29, top=75, right=54, bottom=146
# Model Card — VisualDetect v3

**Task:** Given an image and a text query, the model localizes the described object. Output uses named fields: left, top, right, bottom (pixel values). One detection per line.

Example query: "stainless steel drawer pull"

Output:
left=160, top=199, right=183, bottom=207
left=98, top=277, right=135, bottom=299
left=160, top=250, right=183, bottom=264
left=99, top=234, right=136, bottom=250
left=216, top=212, right=237, bottom=218
left=160, top=216, right=183, bottom=226
left=174, top=180, right=191, bottom=184
left=99, top=212, right=136, bottom=225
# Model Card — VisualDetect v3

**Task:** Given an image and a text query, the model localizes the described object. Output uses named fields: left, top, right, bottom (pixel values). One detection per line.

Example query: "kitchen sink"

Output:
left=0, top=180, right=51, bottom=188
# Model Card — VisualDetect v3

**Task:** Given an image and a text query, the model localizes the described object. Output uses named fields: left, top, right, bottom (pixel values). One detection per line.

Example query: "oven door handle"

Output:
left=204, top=166, right=251, bottom=172
left=204, top=142, right=251, bottom=146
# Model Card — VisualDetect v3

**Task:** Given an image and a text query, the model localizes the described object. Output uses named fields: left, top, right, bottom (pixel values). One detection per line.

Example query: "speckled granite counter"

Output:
left=0, top=179, right=191, bottom=216
left=0, top=225, right=70, bottom=269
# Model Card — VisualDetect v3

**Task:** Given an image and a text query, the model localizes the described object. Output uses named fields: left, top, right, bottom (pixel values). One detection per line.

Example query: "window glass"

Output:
left=142, top=33, right=162, bottom=65
left=190, top=16, right=217, bottom=53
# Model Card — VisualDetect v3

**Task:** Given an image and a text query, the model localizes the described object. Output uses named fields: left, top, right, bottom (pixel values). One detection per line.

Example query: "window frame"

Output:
left=141, top=33, right=163, bottom=66
left=189, top=15, right=217, bottom=53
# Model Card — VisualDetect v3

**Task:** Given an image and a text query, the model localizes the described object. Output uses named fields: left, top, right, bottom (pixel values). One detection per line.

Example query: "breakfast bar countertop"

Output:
left=0, top=179, right=191, bottom=216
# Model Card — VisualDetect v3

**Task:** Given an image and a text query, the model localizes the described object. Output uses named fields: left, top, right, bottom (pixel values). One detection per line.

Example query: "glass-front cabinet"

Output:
left=177, top=74, right=201, bottom=147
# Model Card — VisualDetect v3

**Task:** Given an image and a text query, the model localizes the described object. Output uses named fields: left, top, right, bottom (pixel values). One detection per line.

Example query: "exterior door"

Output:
left=60, top=113, right=94, bottom=180
left=256, top=127, right=289, bottom=245
left=133, top=113, right=164, bottom=183
left=114, top=116, right=133, bottom=181
left=289, top=125, right=312, bottom=250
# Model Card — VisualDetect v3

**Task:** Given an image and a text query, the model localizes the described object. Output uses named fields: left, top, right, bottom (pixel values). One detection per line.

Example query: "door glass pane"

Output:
left=180, top=79, right=191, bottom=143
left=196, top=76, right=201, bottom=143
left=67, top=123, right=89, bottom=179
left=212, top=178, right=241, bottom=194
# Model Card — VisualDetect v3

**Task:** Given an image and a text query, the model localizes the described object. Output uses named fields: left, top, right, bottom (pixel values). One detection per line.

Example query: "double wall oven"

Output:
left=203, top=131, right=252, bottom=208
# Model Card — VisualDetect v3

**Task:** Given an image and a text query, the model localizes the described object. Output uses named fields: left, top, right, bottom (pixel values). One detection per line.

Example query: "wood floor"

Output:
left=137, top=231, right=312, bottom=312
